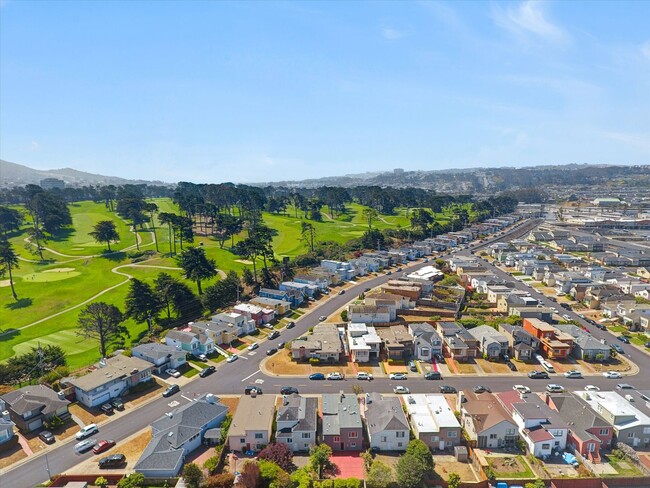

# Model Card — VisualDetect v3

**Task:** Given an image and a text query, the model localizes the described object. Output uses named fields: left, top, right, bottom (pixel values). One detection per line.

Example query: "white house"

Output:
left=347, top=323, right=382, bottom=363
left=365, top=393, right=410, bottom=451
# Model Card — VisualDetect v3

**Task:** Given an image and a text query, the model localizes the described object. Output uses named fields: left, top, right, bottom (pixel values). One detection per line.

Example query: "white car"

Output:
left=327, top=372, right=344, bottom=380
left=585, top=385, right=600, bottom=391
left=356, top=372, right=373, bottom=380
left=393, top=386, right=410, bottom=394
left=74, top=438, right=96, bottom=453
left=513, top=385, right=531, bottom=394
left=227, top=355, right=239, bottom=363
left=76, top=423, right=98, bottom=440
left=247, top=343, right=259, bottom=351
left=564, top=370, right=583, bottom=379
left=603, top=371, right=622, bottom=379
left=389, top=373, right=407, bottom=380
left=165, top=368, right=181, bottom=378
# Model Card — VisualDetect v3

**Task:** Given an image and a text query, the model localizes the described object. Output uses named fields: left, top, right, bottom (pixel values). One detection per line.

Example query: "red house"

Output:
left=522, top=318, right=573, bottom=359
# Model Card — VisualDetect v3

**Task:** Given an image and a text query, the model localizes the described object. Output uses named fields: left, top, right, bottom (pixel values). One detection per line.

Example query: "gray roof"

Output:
left=468, top=325, right=509, bottom=344
left=135, top=394, right=228, bottom=474
left=1, top=384, right=69, bottom=416
left=511, top=396, right=567, bottom=428
left=554, top=324, right=609, bottom=352
left=67, top=355, right=153, bottom=392
left=166, top=329, right=199, bottom=343
left=132, top=342, right=184, bottom=361
left=276, top=394, right=318, bottom=438
left=551, top=395, right=610, bottom=442
left=365, top=393, right=409, bottom=435
left=322, top=393, right=362, bottom=436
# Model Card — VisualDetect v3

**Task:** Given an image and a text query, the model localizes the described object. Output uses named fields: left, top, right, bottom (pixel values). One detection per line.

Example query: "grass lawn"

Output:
left=180, top=364, right=199, bottom=377
left=489, top=456, right=535, bottom=479
left=604, top=454, right=645, bottom=476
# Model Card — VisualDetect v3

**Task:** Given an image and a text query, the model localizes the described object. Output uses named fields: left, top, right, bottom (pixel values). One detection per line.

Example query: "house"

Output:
left=523, top=318, right=573, bottom=359
left=408, top=323, right=443, bottom=361
left=211, top=312, right=257, bottom=336
left=497, top=391, right=568, bottom=458
left=134, top=394, right=229, bottom=478
left=67, top=355, right=153, bottom=408
left=1, top=385, right=71, bottom=433
left=165, top=329, right=215, bottom=356
left=189, top=320, right=235, bottom=345
left=275, top=394, right=318, bottom=452
left=347, top=323, right=382, bottom=363
left=347, top=305, right=392, bottom=324
left=458, top=391, right=519, bottom=449
left=509, top=306, right=554, bottom=322
left=554, top=324, right=610, bottom=361
left=320, top=260, right=359, bottom=281
left=321, top=392, right=363, bottom=451
left=545, top=393, right=613, bottom=463
left=0, top=414, right=15, bottom=449
left=249, top=296, right=292, bottom=315
left=468, top=325, right=509, bottom=359
left=132, top=343, right=187, bottom=374
left=227, top=394, right=276, bottom=453
left=574, top=390, right=650, bottom=448
left=376, top=325, right=413, bottom=360
left=405, top=265, right=443, bottom=288
left=233, top=303, right=275, bottom=325
left=404, top=394, right=461, bottom=450
left=498, top=324, right=540, bottom=361
left=365, top=392, right=410, bottom=451
left=259, top=288, right=304, bottom=308
left=293, top=273, right=330, bottom=291
left=437, top=323, right=478, bottom=361
left=280, top=281, right=318, bottom=298
left=365, top=291, right=415, bottom=313
left=291, top=323, right=343, bottom=362
left=381, top=280, right=423, bottom=301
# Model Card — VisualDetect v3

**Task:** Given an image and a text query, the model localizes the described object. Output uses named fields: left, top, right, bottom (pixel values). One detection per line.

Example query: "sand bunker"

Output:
left=235, top=259, right=254, bottom=265
left=43, top=268, right=76, bottom=273
left=0, top=280, right=11, bottom=288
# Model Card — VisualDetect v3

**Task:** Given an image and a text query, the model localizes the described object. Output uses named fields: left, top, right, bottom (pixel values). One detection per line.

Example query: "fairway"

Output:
left=12, top=329, right=96, bottom=357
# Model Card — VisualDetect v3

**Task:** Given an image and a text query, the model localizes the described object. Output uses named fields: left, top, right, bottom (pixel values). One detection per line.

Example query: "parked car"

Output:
left=506, top=361, right=517, bottom=371
left=165, top=368, right=181, bottom=378
left=309, top=373, right=325, bottom=380
left=434, top=353, right=444, bottom=362
left=110, top=398, right=125, bottom=411
left=93, top=440, right=116, bottom=454
left=76, top=424, right=98, bottom=440
left=99, top=403, right=114, bottom=414
left=98, top=453, right=126, bottom=469
left=318, top=315, right=327, bottom=321
left=266, top=348, right=278, bottom=356
left=227, top=354, right=239, bottom=363
left=528, top=371, right=549, bottom=379
left=603, top=371, right=622, bottom=379
left=248, top=342, right=259, bottom=351
left=194, top=354, right=208, bottom=362
left=546, top=384, right=565, bottom=393
left=338, top=290, right=345, bottom=295
left=269, top=331, right=280, bottom=340
left=162, top=384, right=180, bottom=397
left=439, top=386, right=457, bottom=394
left=618, top=336, right=631, bottom=344
left=244, top=386, right=263, bottom=395
left=199, top=365, right=216, bottom=377
left=611, top=344, right=624, bottom=354
left=564, top=370, right=583, bottom=379
left=389, top=373, right=407, bottom=380
left=585, top=385, right=600, bottom=391
left=616, top=383, right=635, bottom=390
left=408, top=360, right=418, bottom=372
left=277, top=342, right=286, bottom=349
left=327, top=372, right=344, bottom=380
left=356, top=372, right=373, bottom=380
left=39, top=430, right=55, bottom=444
left=74, top=439, right=97, bottom=453
left=645, top=342, right=650, bottom=348
left=393, top=386, right=410, bottom=394
left=473, top=385, right=491, bottom=393
left=286, top=321, right=295, bottom=329
left=596, top=324, right=607, bottom=331
left=562, top=314, right=572, bottom=321
left=424, top=371, right=442, bottom=380
left=513, top=385, right=531, bottom=394
left=280, top=386, right=299, bottom=395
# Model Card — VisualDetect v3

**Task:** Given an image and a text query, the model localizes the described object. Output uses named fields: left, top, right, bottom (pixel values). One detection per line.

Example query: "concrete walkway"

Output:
left=16, top=433, right=33, bottom=456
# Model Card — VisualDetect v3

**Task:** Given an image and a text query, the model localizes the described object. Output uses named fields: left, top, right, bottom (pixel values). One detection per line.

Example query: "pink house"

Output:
left=233, top=303, right=275, bottom=325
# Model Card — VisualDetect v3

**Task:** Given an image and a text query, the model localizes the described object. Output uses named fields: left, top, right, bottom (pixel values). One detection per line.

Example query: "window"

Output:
left=448, top=431, right=457, bottom=438
left=350, top=442, right=356, bottom=448
left=396, top=431, right=406, bottom=438
left=600, top=429, right=609, bottom=435
left=333, top=436, right=340, bottom=443
left=287, top=438, right=293, bottom=443
left=489, top=434, right=497, bottom=439
left=588, top=443, right=596, bottom=452
left=431, top=436, right=439, bottom=442
left=240, top=438, right=246, bottom=444
left=628, top=432, right=635, bottom=438
left=255, top=433, right=263, bottom=439
left=398, top=442, right=403, bottom=447
left=381, top=436, right=387, bottom=442
left=349, top=431, right=358, bottom=438
left=302, top=433, right=310, bottom=439
left=542, top=444, right=550, bottom=449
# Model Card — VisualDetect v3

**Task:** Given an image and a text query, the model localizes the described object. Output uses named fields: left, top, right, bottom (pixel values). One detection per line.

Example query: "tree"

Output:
left=204, top=473, right=236, bottom=488
left=309, top=443, right=332, bottom=477
left=202, top=271, right=241, bottom=312
left=94, top=477, right=109, bottom=488
left=360, top=449, right=373, bottom=474
left=117, top=473, right=145, bottom=488
left=300, top=221, right=317, bottom=252
left=125, top=279, right=163, bottom=333
left=177, top=246, right=217, bottom=295
left=0, top=239, right=20, bottom=300
left=447, top=472, right=461, bottom=488
left=258, top=459, right=291, bottom=488
left=362, top=207, right=379, bottom=228
left=524, top=481, right=546, bottom=488
left=154, top=272, right=197, bottom=319
left=406, top=439, right=434, bottom=471
left=367, top=460, right=393, bottom=488
left=360, top=228, right=386, bottom=250
left=395, top=454, right=426, bottom=488
left=183, top=462, right=203, bottom=488
left=89, top=220, right=120, bottom=252
left=238, top=461, right=261, bottom=488
left=77, top=302, right=126, bottom=358
left=0, top=206, right=24, bottom=237
left=258, top=442, right=295, bottom=473
left=144, top=202, right=159, bottom=252
left=158, top=211, right=177, bottom=254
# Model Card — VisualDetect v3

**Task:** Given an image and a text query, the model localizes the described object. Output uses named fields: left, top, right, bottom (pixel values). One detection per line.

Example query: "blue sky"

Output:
left=1, top=1, right=649, bottom=183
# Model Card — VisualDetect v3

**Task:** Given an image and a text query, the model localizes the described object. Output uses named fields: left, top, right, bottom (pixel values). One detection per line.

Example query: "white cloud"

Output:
left=381, top=27, right=405, bottom=40
left=29, top=140, right=40, bottom=151
left=491, top=1, right=568, bottom=43
left=642, top=40, right=650, bottom=61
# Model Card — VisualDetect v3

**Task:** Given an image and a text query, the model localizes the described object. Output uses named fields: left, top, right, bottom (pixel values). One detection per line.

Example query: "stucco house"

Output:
left=228, top=394, right=276, bottom=453
left=275, top=394, right=318, bottom=452
left=365, top=392, right=409, bottom=451
left=1, top=385, right=70, bottom=433
left=321, top=392, right=363, bottom=451
left=132, top=342, right=187, bottom=374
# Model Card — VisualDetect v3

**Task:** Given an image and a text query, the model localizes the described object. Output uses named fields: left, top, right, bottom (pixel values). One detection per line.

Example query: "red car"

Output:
left=93, top=440, right=116, bottom=454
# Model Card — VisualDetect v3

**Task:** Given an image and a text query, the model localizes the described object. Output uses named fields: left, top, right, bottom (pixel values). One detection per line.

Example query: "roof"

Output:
left=67, top=355, right=152, bottom=392
left=550, top=395, right=610, bottom=443
left=365, top=393, right=409, bottom=435
left=322, top=393, right=362, bottom=436
left=276, top=394, right=318, bottom=437
left=462, top=392, right=516, bottom=433
left=526, top=426, right=555, bottom=442
left=293, top=323, right=343, bottom=355
left=132, top=342, right=184, bottom=361
left=404, top=394, right=460, bottom=434
left=2, top=384, right=69, bottom=416
left=166, top=329, right=200, bottom=343
left=468, top=325, right=509, bottom=344
left=575, top=390, right=650, bottom=430
left=228, top=395, right=276, bottom=437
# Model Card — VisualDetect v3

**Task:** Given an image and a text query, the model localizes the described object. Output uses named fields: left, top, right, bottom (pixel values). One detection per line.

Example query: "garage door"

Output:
left=28, top=418, right=43, bottom=431
left=93, top=393, right=111, bottom=407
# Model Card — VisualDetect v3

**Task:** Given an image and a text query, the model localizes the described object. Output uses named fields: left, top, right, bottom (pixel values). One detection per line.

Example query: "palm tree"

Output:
left=0, top=239, right=20, bottom=300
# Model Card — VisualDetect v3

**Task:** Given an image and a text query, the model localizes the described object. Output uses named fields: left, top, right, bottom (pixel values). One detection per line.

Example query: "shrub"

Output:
left=203, top=473, right=235, bottom=488
left=309, top=357, right=320, bottom=365
left=203, top=455, right=220, bottom=474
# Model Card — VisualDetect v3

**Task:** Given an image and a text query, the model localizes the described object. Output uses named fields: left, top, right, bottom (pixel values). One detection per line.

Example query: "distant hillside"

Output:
left=0, top=160, right=170, bottom=187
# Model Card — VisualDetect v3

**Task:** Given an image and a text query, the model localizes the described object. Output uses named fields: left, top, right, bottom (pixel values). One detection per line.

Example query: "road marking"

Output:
left=241, top=369, right=261, bottom=382
left=168, top=401, right=180, bottom=407
left=181, top=395, right=193, bottom=402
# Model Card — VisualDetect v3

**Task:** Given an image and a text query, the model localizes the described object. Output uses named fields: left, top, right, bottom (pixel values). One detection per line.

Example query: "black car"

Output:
left=473, top=385, right=491, bottom=393
left=433, top=353, right=444, bottom=362
left=618, top=336, right=631, bottom=344
left=596, top=323, right=607, bottom=330
left=286, top=322, right=295, bottom=329
left=439, top=386, right=457, bottom=394
left=266, top=348, right=278, bottom=356
left=110, top=398, right=125, bottom=410
left=278, top=342, right=286, bottom=349
left=199, top=365, right=216, bottom=377
left=424, top=371, right=442, bottom=380
left=506, top=361, right=517, bottom=371
left=98, top=453, right=126, bottom=469
left=162, top=384, right=180, bottom=397
left=645, top=342, right=650, bottom=348
left=280, top=386, right=299, bottom=395
left=39, top=430, right=55, bottom=444
left=528, top=371, right=550, bottom=379
left=269, top=331, right=280, bottom=340
left=99, top=403, right=114, bottom=414
left=244, top=386, right=262, bottom=395
left=560, top=303, right=571, bottom=310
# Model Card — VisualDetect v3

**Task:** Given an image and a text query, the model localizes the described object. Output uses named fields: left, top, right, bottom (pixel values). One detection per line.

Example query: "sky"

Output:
left=1, top=1, right=649, bottom=184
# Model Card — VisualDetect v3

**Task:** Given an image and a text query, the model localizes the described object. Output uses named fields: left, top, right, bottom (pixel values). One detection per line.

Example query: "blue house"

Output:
left=259, top=288, right=304, bottom=308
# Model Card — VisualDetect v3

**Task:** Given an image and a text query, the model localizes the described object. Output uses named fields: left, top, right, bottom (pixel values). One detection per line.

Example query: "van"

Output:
left=542, top=362, right=555, bottom=373
left=76, top=423, right=98, bottom=440
left=546, top=384, right=565, bottom=393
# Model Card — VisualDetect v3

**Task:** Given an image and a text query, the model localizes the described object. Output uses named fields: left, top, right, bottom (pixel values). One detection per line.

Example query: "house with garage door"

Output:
left=132, top=343, right=187, bottom=374
left=228, top=394, right=276, bottom=453
left=365, top=392, right=410, bottom=451
left=321, top=392, right=363, bottom=451
left=67, top=355, right=153, bottom=408
left=275, top=394, right=318, bottom=452
left=0, top=385, right=70, bottom=433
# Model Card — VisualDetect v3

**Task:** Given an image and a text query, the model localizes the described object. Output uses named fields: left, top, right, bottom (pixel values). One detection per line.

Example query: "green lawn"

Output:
left=604, top=454, right=645, bottom=476
left=490, top=456, right=535, bottom=479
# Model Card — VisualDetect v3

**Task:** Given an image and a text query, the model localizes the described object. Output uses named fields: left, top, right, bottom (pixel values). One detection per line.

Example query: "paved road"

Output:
left=5, top=217, right=649, bottom=487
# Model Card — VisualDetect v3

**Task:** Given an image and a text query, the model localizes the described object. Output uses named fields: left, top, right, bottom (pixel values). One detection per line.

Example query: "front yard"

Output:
left=446, top=358, right=479, bottom=374
left=474, top=358, right=512, bottom=374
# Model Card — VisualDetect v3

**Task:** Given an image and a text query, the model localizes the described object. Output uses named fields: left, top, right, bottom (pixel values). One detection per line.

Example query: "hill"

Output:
left=0, top=159, right=170, bottom=187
